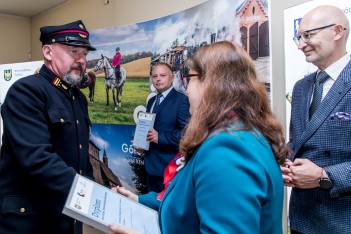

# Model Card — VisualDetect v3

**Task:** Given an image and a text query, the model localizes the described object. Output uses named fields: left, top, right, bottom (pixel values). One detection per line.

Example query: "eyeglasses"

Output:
left=181, top=74, right=199, bottom=89
left=293, top=24, right=338, bottom=46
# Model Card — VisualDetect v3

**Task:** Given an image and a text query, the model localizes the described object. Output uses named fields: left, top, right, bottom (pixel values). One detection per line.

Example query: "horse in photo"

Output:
left=94, top=54, right=127, bottom=110
left=78, top=70, right=96, bottom=103
left=86, top=71, right=96, bottom=103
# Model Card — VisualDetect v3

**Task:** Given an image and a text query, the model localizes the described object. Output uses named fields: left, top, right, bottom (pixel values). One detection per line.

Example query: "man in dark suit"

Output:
left=144, top=62, right=190, bottom=192
left=282, top=5, right=351, bottom=234
left=0, top=20, right=95, bottom=234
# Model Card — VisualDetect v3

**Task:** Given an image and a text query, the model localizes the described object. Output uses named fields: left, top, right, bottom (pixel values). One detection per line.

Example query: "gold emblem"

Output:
left=52, top=77, right=67, bottom=90
left=79, top=33, right=87, bottom=38
left=4, top=69, right=12, bottom=81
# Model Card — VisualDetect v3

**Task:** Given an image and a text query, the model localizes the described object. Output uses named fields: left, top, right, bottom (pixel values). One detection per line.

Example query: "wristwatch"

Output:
left=319, top=178, right=333, bottom=190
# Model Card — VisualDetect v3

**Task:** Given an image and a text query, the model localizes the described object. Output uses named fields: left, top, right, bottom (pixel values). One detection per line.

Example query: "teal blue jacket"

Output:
left=158, top=129, right=284, bottom=234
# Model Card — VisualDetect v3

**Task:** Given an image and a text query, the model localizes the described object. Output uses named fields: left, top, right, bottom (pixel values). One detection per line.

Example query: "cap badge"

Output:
left=79, top=33, right=87, bottom=38
left=52, top=39, right=56, bottom=43
left=79, top=24, right=84, bottom=29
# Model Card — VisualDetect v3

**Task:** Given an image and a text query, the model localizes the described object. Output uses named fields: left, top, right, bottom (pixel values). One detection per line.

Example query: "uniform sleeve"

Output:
left=326, top=162, right=351, bottom=198
left=1, top=80, right=76, bottom=199
left=192, top=134, right=269, bottom=233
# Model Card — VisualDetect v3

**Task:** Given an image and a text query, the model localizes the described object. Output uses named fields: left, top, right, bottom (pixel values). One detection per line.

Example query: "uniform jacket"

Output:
left=159, top=129, right=284, bottom=234
left=289, top=60, right=351, bottom=233
left=145, top=88, right=189, bottom=176
left=0, top=65, right=93, bottom=234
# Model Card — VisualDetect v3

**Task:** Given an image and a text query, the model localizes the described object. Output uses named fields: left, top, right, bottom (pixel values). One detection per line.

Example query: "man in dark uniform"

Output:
left=0, top=20, right=96, bottom=234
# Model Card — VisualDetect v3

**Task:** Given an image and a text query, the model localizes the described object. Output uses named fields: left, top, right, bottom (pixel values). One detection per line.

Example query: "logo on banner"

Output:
left=294, top=18, right=302, bottom=36
left=4, top=69, right=12, bottom=81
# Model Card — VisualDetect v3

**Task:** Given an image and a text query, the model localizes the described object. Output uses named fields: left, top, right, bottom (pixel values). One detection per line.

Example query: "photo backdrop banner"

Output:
left=0, top=60, right=43, bottom=146
left=86, top=0, right=271, bottom=193
left=86, top=0, right=271, bottom=125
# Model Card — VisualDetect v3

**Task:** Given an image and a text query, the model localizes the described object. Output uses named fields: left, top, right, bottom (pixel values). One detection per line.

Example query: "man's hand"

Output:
left=287, top=158, right=324, bottom=189
left=281, top=159, right=294, bottom=186
left=147, top=128, right=158, bottom=144
left=133, top=147, right=144, bottom=154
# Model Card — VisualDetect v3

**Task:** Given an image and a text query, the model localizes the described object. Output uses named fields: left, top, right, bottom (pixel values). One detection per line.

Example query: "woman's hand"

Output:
left=111, top=186, right=138, bottom=202
left=108, top=224, right=142, bottom=234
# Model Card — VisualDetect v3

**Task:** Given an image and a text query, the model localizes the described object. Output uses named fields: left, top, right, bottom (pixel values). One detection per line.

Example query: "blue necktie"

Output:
left=309, top=71, right=329, bottom=119
left=152, top=93, right=162, bottom=113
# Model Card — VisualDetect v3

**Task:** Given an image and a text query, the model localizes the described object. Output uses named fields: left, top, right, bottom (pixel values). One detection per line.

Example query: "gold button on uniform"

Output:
left=79, top=170, right=82, bottom=174
left=60, top=118, right=64, bottom=123
left=72, top=96, right=75, bottom=100
left=79, top=144, right=82, bottom=149
left=20, top=208, right=25, bottom=213
left=76, top=120, right=79, bottom=124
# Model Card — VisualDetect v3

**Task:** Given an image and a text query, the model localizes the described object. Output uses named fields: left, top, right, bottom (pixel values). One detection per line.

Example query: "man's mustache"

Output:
left=70, top=65, right=84, bottom=72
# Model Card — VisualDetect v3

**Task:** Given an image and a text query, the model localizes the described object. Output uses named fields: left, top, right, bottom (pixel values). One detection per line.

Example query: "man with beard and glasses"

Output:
left=0, top=20, right=96, bottom=234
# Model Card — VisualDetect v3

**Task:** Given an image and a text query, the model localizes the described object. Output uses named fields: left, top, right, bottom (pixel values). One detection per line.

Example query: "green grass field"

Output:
left=80, top=77, right=149, bottom=124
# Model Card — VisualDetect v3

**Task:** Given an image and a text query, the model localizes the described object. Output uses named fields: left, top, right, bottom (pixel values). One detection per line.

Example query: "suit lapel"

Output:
left=301, top=74, right=315, bottom=131
left=292, top=64, right=351, bottom=158
left=147, top=96, right=156, bottom=112
left=155, top=88, right=175, bottom=113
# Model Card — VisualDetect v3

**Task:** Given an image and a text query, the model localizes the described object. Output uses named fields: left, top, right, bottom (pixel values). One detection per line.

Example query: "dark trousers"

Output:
left=146, top=172, right=164, bottom=193
left=115, top=65, right=121, bottom=80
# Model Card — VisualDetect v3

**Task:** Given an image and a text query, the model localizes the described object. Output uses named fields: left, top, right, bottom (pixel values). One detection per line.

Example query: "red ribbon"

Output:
left=157, top=152, right=182, bottom=200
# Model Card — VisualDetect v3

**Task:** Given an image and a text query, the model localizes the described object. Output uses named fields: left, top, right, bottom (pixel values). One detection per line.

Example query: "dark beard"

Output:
left=63, top=65, right=84, bottom=87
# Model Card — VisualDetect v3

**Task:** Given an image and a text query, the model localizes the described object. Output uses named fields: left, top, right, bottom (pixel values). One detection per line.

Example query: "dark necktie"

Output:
left=309, top=71, right=329, bottom=119
left=152, top=93, right=162, bottom=113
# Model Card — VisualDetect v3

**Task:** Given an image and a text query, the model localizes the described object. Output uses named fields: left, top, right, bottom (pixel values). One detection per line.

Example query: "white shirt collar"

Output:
left=322, top=53, right=350, bottom=81
left=158, top=86, right=173, bottom=99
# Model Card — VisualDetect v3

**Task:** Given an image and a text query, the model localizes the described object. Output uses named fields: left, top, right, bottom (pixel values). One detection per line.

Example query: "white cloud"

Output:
left=90, top=132, right=109, bottom=149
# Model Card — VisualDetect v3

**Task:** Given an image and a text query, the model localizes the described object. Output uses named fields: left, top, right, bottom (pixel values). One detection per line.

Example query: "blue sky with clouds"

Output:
left=87, top=0, right=245, bottom=60
left=90, top=124, right=138, bottom=192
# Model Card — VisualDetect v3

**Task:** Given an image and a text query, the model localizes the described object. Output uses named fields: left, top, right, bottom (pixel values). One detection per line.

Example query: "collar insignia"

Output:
left=52, top=77, right=68, bottom=90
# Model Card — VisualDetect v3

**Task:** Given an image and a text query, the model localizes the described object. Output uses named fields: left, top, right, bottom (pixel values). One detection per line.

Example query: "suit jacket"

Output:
left=289, top=60, right=351, bottom=233
left=0, top=65, right=93, bottom=234
left=159, top=128, right=284, bottom=234
left=145, top=88, right=189, bottom=176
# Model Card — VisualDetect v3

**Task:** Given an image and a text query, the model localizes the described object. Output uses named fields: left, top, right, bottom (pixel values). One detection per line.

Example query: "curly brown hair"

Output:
left=179, top=41, right=289, bottom=164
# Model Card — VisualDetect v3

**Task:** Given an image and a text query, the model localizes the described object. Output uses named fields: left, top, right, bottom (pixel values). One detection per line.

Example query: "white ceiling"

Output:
left=0, top=0, right=68, bottom=18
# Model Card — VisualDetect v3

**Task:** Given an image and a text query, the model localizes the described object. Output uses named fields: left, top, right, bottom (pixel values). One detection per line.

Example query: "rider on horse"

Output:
left=112, top=47, right=122, bottom=82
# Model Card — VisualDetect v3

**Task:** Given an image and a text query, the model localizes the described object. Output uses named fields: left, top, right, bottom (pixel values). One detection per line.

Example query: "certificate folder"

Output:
left=133, top=112, right=156, bottom=150
left=63, top=174, right=160, bottom=234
